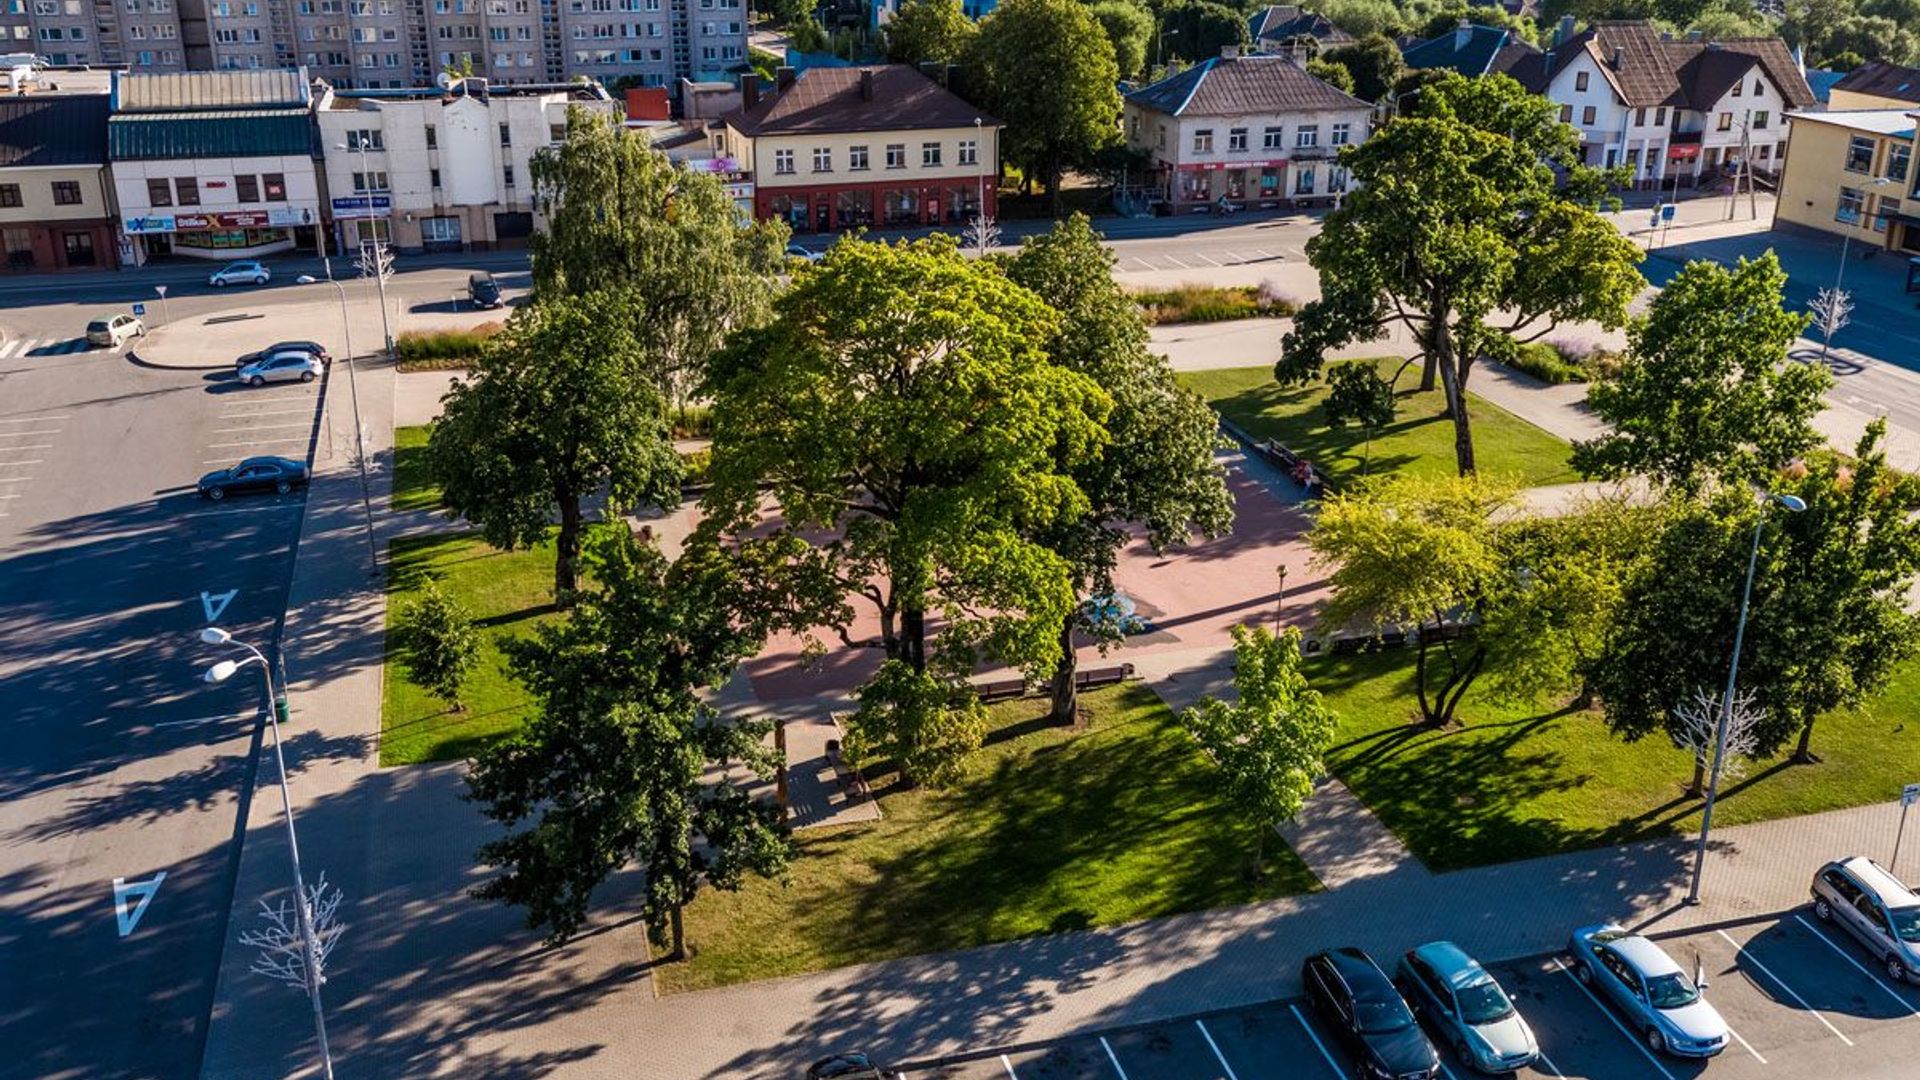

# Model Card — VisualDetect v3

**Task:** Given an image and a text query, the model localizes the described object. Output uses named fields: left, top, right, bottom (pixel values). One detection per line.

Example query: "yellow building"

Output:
left=1827, top=60, right=1920, bottom=111
left=1775, top=107, right=1920, bottom=254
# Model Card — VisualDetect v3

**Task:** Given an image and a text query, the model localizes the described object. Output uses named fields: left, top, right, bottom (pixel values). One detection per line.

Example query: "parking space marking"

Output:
left=205, top=437, right=309, bottom=449
left=1162, top=256, right=1191, bottom=269
left=219, top=407, right=315, bottom=418
left=1550, top=958, right=1678, bottom=1080
left=1193, top=253, right=1222, bottom=266
left=1288, top=1004, right=1344, bottom=1076
left=1714, top=929, right=1852, bottom=1045
left=999, top=1053, right=1019, bottom=1078
left=1193, top=1020, right=1239, bottom=1080
left=211, top=422, right=314, bottom=434
left=189, top=503, right=307, bottom=518
left=0, top=444, right=49, bottom=451
left=0, top=414, right=69, bottom=422
left=1793, top=914, right=1920, bottom=1016
left=1724, top=1023, right=1766, bottom=1064
left=0, top=428, right=60, bottom=436
left=1534, top=1049, right=1567, bottom=1077
left=1097, top=1036, right=1129, bottom=1080
left=0, top=458, right=44, bottom=466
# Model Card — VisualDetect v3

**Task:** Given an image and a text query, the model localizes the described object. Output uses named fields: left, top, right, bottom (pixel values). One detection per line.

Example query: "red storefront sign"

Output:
left=1178, top=158, right=1290, bottom=171
left=1667, top=144, right=1701, bottom=160
left=172, top=211, right=276, bottom=229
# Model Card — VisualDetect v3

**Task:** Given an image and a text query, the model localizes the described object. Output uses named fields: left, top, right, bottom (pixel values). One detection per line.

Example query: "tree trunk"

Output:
left=1413, top=633, right=1437, bottom=724
left=1252, top=821, right=1267, bottom=877
left=1048, top=613, right=1079, bottom=726
left=901, top=605, right=927, bottom=674
left=667, top=900, right=687, bottom=962
left=1433, top=332, right=1477, bottom=476
left=1687, top=756, right=1707, bottom=799
left=1793, top=715, right=1820, bottom=764
left=1048, top=156, right=1064, bottom=220
left=554, top=493, right=583, bottom=605
left=1419, top=351, right=1438, bottom=393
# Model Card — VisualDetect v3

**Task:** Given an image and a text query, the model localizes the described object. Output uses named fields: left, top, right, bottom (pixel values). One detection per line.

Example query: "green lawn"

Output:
left=664, top=683, right=1321, bottom=992
left=1312, top=649, right=1920, bottom=871
left=391, top=424, right=440, bottom=512
left=1178, top=362, right=1578, bottom=490
left=380, top=532, right=564, bottom=765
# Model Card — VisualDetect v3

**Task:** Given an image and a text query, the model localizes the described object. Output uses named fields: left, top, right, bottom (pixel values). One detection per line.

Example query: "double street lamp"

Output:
left=297, top=273, right=379, bottom=575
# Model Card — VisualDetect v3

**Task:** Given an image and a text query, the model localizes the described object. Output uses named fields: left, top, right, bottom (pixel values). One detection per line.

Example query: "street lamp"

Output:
left=337, top=140, right=395, bottom=360
left=1157, top=26, right=1179, bottom=71
left=1686, top=490, right=1807, bottom=905
left=199, top=627, right=336, bottom=1080
left=1835, top=176, right=1894, bottom=295
left=297, top=275, right=378, bottom=575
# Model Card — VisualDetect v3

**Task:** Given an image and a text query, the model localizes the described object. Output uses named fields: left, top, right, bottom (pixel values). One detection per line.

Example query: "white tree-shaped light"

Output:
left=962, top=212, right=1001, bottom=257
left=1809, top=286, right=1854, bottom=361
left=239, top=873, right=346, bottom=991
left=1673, top=687, right=1763, bottom=784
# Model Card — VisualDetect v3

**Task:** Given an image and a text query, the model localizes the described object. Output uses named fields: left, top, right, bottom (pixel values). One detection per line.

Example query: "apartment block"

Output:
left=0, top=0, right=186, bottom=69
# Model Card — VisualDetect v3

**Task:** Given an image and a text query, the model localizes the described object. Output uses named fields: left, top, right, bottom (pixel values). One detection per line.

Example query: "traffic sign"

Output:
left=1903, top=783, right=1920, bottom=807
left=131, top=302, right=146, bottom=316
left=1660, top=203, right=1677, bottom=222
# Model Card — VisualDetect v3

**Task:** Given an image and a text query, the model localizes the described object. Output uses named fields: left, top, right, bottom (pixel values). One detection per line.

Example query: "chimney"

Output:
left=775, top=65, right=796, bottom=92
left=1610, top=45, right=1622, bottom=69
left=739, top=71, right=759, bottom=109
left=1554, top=14, right=1574, bottom=46
left=1220, top=44, right=1239, bottom=61
left=859, top=68, right=873, bottom=100
left=1454, top=18, right=1471, bottom=51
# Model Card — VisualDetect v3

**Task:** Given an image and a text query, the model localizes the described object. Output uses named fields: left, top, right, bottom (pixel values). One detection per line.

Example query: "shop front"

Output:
left=758, top=181, right=998, bottom=232
left=123, top=207, right=319, bottom=262
left=1164, top=157, right=1292, bottom=209
left=1, top=219, right=119, bottom=272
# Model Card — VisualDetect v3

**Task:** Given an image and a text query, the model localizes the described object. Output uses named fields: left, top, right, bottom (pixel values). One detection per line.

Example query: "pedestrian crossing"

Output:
left=1114, top=248, right=1294, bottom=273
left=0, top=335, right=92, bottom=359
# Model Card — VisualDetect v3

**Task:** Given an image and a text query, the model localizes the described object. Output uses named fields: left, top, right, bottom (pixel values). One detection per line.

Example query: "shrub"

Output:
left=395, top=322, right=505, bottom=370
left=670, top=403, right=713, bottom=439
left=396, top=578, right=480, bottom=711
left=1507, top=341, right=1584, bottom=385
left=679, top=446, right=712, bottom=487
left=1133, top=283, right=1299, bottom=325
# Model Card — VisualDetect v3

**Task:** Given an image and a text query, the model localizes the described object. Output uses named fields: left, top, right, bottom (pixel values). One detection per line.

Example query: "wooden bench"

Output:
left=1249, top=438, right=1330, bottom=496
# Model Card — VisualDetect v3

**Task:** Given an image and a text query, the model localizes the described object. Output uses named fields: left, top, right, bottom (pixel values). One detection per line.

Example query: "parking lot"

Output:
left=900, top=908, right=1920, bottom=1080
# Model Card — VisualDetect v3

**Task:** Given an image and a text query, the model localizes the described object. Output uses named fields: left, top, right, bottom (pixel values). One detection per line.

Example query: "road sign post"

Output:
left=155, top=285, right=170, bottom=327
left=1894, top=783, right=1920, bottom=871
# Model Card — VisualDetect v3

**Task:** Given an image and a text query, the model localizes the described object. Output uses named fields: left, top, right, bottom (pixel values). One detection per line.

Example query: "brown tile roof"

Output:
left=1248, top=5, right=1354, bottom=48
left=1537, top=22, right=1813, bottom=110
left=1126, top=53, right=1369, bottom=117
left=1831, top=59, right=1920, bottom=104
left=722, top=65, right=996, bottom=137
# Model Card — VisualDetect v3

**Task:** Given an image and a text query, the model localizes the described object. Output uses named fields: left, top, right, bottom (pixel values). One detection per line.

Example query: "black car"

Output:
left=804, top=1053, right=894, bottom=1079
left=237, top=340, right=331, bottom=371
left=1303, top=947, right=1440, bottom=1080
left=198, top=455, right=310, bottom=501
left=468, top=271, right=503, bottom=309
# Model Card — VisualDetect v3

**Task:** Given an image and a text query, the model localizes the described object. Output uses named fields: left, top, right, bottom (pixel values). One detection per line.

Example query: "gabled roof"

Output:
left=0, top=94, right=109, bottom=167
left=1805, top=68, right=1847, bottom=103
left=1247, top=5, right=1354, bottom=48
left=1831, top=60, right=1920, bottom=105
left=1126, top=53, right=1368, bottom=118
left=111, top=68, right=311, bottom=113
left=1402, top=23, right=1539, bottom=78
left=722, top=65, right=995, bottom=136
left=1533, top=22, right=1813, bottom=111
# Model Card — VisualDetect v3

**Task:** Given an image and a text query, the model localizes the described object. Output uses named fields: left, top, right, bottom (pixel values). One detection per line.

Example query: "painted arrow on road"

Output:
left=113, top=872, right=165, bottom=937
left=200, top=589, right=237, bottom=624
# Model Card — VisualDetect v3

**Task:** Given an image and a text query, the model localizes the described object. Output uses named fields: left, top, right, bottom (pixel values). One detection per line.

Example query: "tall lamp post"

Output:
left=1686, top=491, right=1806, bottom=905
left=198, top=627, right=336, bottom=1080
left=1835, top=176, right=1894, bottom=295
left=340, top=139, right=395, bottom=359
left=298, top=274, right=379, bottom=575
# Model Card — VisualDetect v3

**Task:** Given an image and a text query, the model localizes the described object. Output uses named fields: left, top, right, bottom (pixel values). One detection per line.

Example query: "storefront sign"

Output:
left=330, top=195, right=392, bottom=219
left=685, top=156, right=742, bottom=174
left=269, top=207, right=315, bottom=227
left=1668, top=144, right=1701, bottom=160
left=1179, top=158, right=1290, bottom=171
left=123, top=215, right=174, bottom=234
left=722, top=182, right=754, bottom=200
left=204, top=179, right=229, bottom=189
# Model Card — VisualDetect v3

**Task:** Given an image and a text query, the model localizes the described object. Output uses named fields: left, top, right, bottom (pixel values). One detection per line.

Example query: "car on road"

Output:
left=787, top=242, right=824, bottom=263
left=1811, top=855, right=1920, bottom=982
left=198, top=455, right=309, bottom=500
left=238, top=350, right=322, bottom=386
left=1568, top=923, right=1727, bottom=1058
left=804, top=1052, right=897, bottom=1079
left=236, top=340, right=331, bottom=372
left=209, top=260, right=270, bottom=287
left=468, top=271, right=504, bottom=308
left=1303, top=947, right=1440, bottom=1080
left=1398, top=941, right=1539, bottom=1074
left=85, top=312, right=145, bottom=348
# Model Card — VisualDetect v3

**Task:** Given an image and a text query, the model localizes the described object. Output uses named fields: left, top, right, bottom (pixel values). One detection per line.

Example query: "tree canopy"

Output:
left=1089, top=0, right=1154, bottom=78
left=1157, top=0, right=1251, bottom=63
left=1323, top=33, right=1404, bottom=102
left=969, top=0, right=1122, bottom=217
left=884, top=0, right=978, bottom=66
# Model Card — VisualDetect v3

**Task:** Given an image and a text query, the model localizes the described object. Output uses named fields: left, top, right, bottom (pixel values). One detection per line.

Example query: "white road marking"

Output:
left=205, top=438, right=308, bottom=449
left=1724, top=1023, right=1766, bottom=1064
left=1193, top=253, right=1222, bottom=266
left=1098, top=1036, right=1130, bottom=1080
left=190, top=502, right=306, bottom=518
left=219, top=407, right=315, bottom=418
left=1793, top=914, right=1920, bottom=1015
left=0, top=429, right=60, bottom=437
left=151, top=712, right=249, bottom=730
left=1715, top=928, right=1852, bottom=1044
left=1551, top=957, right=1678, bottom=1080
left=999, top=1053, right=1019, bottom=1079
left=0, top=444, right=49, bottom=450
left=201, top=589, right=238, bottom=623
left=0, top=458, right=44, bottom=466
left=1255, top=248, right=1281, bottom=259
left=112, top=872, right=165, bottom=937
left=0, top=339, right=20, bottom=358
left=1289, top=1004, right=1344, bottom=1076
left=1162, top=255, right=1192, bottom=269
left=1195, top=1019, right=1240, bottom=1080
left=0, top=415, right=68, bottom=423
left=0, top=475, right=31, bottom=482
left=1535, top=1049, right=1567, bottom=1077
left=212, top=422, right=313, bottom=434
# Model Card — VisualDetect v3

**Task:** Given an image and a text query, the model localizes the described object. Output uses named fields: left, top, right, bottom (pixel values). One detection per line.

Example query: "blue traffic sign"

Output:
left=131, top=303, right=146, bottom=316
left=1660, top=204, right=1677, bottom=222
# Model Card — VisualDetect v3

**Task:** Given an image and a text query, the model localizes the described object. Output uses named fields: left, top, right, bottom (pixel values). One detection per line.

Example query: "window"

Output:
left=1294, top=166, right=1315, bottom=194
left=1331, top=122, right=1351, bottom=146
left=1752, top=111, right=1769, bottom=130
left=1730, top=79, right=1742, bottom=97
left=499, top=122, right=511, bottom=146
left=1753, top=78, right=1763, bottom=96
left=1192, top=128, right=1213, bottom=153
left=1581, top=105, right=1596, bottom=125
left=957, top=139, right=977, bottom=166
left=146, top=177, right=172, bottom=206
left=1876, top=196, right=1900, bottom=233
left=1575, top=71, right=1588, bottom=91
left=502, top=164, right=514, bottom=187
left=1837, top=185, right=1865, bottom=225
left=812, top=146, right=831, bottom=172
left=1717, top=112, right=1733, bottom=132
left=174, top=177, right=198, bottom=205
left=1263, top=125, right=1283, bottom=149
left=0, top=183, right=17, bottom=207
left=1654, top=107, right=1666, bottom=126
left=922, top=141, right=941, bottom=166
left=425, top=123, right=436, bottom=149
left=1635, top=107, right=1646, bottom=126
left=773, top=148, right=794, bottom=174
left=262, top=173, right=285, bottom=200
left=231, top=174, right=257, bottom=202
left=1295, top=124, right=1318, bottom=148
left=352, top=171, right=390, bottom=192
left=885, top=143, right=905, bottom=168
left=430, top=167, right=441, bottom=187
left=849, top=145, right=868, bottom=170
left=1228, top=127, right=1247, bottom=152
left=1846, top=136, right=1877, bottom=173
left=1888, top=143, right=1911, bottom=183
left=345, top=128, right=383, bottom=150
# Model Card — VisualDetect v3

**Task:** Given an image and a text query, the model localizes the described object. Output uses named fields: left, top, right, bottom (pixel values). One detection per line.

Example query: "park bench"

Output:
left=973, top=663, right=1137, bottom=704
left=1248, top=438, right=1330, bottom=496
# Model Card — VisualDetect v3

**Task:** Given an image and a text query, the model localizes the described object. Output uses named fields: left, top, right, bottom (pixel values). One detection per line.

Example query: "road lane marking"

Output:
left=1715, top=928, right=1852, bottom=1044
left=1098, top=1036, right=1130, bottom=1080
left=201, top=589, right=237, bottom=623
left=1724, top=1023, right=1765, bottom=1064
left=1195, top=1019, right=1240, bottom=1080
left=999, top=1053, right=1019, bottom=1079
left=205, top=438, right=309, bottom=449
left=212, top=422, right=314, bottom=434
left=0, top=429, right=60, bottom=436
left=1535, top=1049, right=1567, bottom=1077
left=0, top=415, right=68, bottom=423
left=112, top=872, right=165, bottom=936
left=1289, top=1004, right=1344, bottom=1076
left=1551, top=958, right=1678, bottom=1080
left=1793, top=914, right=1920, bottom=1015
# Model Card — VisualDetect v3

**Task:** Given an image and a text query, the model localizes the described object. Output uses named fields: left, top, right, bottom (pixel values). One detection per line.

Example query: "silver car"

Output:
left=238, top=350, right=321, bottom=386
left=1811, top=855, right=1920, bottom=982
left=1569, top=924, right=1727, bottom=1058
left=1399, top=942, right=1538, bottom=1074
left=85, top=312, right=144, bottom=348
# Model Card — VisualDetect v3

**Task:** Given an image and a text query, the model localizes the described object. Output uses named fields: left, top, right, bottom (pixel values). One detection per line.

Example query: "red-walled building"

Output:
left=715, top=65, right=1000, bottom=233
left=0, top=93, right=119, bottom=272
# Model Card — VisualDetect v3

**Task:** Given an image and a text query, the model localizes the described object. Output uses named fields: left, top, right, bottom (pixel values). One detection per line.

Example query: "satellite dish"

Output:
left=435, top=70, right=455, bottom=89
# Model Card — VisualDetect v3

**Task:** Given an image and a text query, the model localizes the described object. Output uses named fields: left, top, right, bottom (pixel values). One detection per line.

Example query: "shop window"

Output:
left=883, top=189, right=917, bottom=225
left=835, top=189, right=871, bottom=227
left=1295, top=167, right=1316, bottom=195
left=3, top=225, right=32, bottom=268
left=62, top=230, right=94, bottom=265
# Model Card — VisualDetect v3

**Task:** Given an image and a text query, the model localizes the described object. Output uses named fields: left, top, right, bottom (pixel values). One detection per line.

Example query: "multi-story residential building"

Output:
left=713, top=64, right=999, bottom=232
left=1122, top=48, right=1371, bottom=210
left=565, top=0, right=746, bottom=91
left=0, top=0, right=186, bottom=68
left=0, top=91, right=119, bottom=271
left=314, top=74, right=613, bottom=252
left=1827, top=60, right=1920, bottom=111
left=107, top=67, right=325, bottom=263
left=1775, top=107, right=1920, bottom=254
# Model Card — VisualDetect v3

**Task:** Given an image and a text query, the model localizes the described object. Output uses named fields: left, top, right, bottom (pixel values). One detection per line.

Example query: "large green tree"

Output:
left=702, top=237, right=1110, bottom=782
left=1323, top=33, right=1404, bottom=102
left=530, top=107, right=785, bottom=405
left=1181, top=624, right=1337, bottom=874
left=883, top=0, right=978, bottom=66
left=1279, top=72, right=1643, bottom=476
left=1157, top=0, right=1250, bottom=63
left=969, top=0, right=1122, bottom=217
left=467, top=529, right=792, bottom=960
left=429, top=291, right=681, bottom=600
left=1003, top=215, right=1234, bottom=724
left=1089, top=0, right=1154, bottom=78
left=1574, top=254, right=1826, bottom=496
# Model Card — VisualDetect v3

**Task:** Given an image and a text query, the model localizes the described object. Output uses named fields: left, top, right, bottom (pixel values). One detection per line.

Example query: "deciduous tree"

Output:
left=1089, top=0, right=1154, bottom=78
left=1323, top=33, right=1403, bottom=102
left=970, top=0, right=1122, bottom=217
left=884, top=0, right=978, bottom=66
left=396, top=578, right=479, bottom=711
left=1156, top=0, right=1251, bottom=63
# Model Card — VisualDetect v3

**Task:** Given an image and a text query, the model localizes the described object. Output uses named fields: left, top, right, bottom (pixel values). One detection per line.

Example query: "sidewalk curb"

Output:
left=127, top=348, right=227, bottom=372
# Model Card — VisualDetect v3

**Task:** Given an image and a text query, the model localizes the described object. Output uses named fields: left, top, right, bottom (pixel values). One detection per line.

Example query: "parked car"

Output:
left=198, top=455, right=309, bottom=500
left=238, top=350, right=322, bottom=386
left=85, top=312, right=144, bottom=348
left=1811, top=855, right=1920, bottom=982
left=209, top=260, right=270, bottom=287
left=1398, top=941, right=1539, bottom=1074
left=1568, top=924, right=1726, bottom=1058
left=236, top=340, right=331, bottom=372
left=468, top=271, right=504, bottom=308
left=804, top=1052, right=895, bottom=1079
left=1303, top=947, right=1440, bottom=1080
left=786, top=242, right=824, bottom=263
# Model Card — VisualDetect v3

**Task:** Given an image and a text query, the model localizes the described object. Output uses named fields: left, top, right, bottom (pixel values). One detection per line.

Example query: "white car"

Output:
left=1569, top=924, right=1728, bottom=1058
left=238, top=350, right=321, bottom=386
left=209, top=260, right=270, bottom=287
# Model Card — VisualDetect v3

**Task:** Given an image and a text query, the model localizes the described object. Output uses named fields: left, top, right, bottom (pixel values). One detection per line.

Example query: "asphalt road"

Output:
left=0, top=340, right=321, bottom=1078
